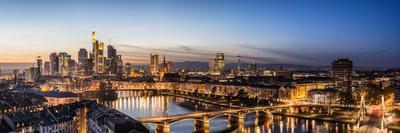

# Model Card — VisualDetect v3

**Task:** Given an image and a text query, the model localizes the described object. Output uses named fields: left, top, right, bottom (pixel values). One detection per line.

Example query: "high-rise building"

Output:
left=78, top=48, right=89, bottom=76
left=246, top=63, right=258, bottom=75
left=106, top=45, right=118, bottom=76
left=36, top=56, right=42, bottom=79
left=209, top=53, right=225, bottom=75
left=150, top=53, right=159, bottom=75
left=331, top=58, right=353, bottom=92
left=92, top=30, right=105, bottom=74
left=24, top=67, right=39, bottom=82
left=78, top=49, right=88, bottom=67
left=58, top=52, right=71, bottom=76
left=116, top=55, right=124, bottom=76
left=44, top=61, right=50, bottom=75
left=49, top=53, right=59, bottom=75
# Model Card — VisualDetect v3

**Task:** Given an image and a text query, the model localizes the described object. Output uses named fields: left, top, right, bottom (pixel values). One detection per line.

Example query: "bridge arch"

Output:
left=242, top=110, right=269, bottom=117
left=208, top=113, right=239, bottom=121
left=169, top=118, right=203, bottom=126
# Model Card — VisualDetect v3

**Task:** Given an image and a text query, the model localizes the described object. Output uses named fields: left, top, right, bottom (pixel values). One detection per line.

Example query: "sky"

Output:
left=0, top=0, right=399, bottom=67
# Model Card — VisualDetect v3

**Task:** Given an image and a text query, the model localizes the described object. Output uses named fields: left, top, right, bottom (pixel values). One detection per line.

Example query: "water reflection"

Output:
left=100, top=91, right=358, bottom=133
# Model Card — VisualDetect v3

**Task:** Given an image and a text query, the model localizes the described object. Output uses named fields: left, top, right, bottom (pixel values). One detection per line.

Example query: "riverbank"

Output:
left=273, top=112, right=358, bottom=124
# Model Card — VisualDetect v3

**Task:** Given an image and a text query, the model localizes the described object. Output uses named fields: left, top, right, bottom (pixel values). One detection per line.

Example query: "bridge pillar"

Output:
left=227, top=115, right=237, bottom=128
left=194, top=116, right=210, bottom=133
left=156, top=122, right=170, bottom=133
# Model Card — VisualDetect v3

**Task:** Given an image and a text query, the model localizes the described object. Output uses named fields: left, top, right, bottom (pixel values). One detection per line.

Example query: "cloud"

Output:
left=116, top=44, right=282, bottom=64
left=236, top=44, right=315, bottom=62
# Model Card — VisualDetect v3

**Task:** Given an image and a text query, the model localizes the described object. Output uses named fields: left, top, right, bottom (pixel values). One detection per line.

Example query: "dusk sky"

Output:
left=0, top=0, right=399, bottom=67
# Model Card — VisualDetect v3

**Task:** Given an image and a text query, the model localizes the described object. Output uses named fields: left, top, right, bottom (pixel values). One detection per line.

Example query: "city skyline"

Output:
left=1, top=1, right=400, bottom=67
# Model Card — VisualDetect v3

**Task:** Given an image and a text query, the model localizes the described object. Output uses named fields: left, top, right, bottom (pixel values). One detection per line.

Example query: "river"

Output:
left=99, top=91, right=360, bottom=133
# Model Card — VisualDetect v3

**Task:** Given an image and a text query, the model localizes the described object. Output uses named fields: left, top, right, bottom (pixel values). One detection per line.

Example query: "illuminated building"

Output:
left=208, top=53, right=225, bottom=75
left=58, top=52, right=71, bottom=76
left=150, top=53, right=159, bottom=75
left=331, top=58, right=353, bottom=92
left=92, top=30, right=105, bottom=74
left=106, top=45, right=120, bottom=76
left=68, top=59, right=77, bottom=76
left=24, top=67, right=39, bottom=82
left=40, top=91, right=80, bottom=106
left=49, top=52, right=59, bottom=75
left=78, top=48, right=89, bottom=76
left=36, top=56, right=42, bottom=79
left=159, top=56, right=170, bottom=80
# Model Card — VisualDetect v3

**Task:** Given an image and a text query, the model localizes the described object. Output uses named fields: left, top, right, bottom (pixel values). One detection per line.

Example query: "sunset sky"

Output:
left=0, top=0, right=399, bottom=67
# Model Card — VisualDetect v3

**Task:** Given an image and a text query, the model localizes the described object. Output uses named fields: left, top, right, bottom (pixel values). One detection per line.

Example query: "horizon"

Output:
left=1, top=0, right=400, bottom=67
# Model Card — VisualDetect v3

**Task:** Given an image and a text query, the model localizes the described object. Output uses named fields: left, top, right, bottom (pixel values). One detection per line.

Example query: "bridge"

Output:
left=138, top=104, right=358, bottom=133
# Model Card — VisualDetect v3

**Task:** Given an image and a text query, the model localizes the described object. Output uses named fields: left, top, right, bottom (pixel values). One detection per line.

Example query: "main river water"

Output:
left=99, top=91, right=361, bottom=133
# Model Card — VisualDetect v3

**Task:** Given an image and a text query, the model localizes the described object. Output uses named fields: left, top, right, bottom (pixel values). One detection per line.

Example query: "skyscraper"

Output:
left=106, top=45, right=118, bottom=76
left=150, top=53, right=159, bottom=75
left=58, top=52, right=71, bottom=76
left=116, top=55, right=124, bottom=76
left=209, top=53, right=225, bottom=75
left=92, top=30, right=105, bottom=74
left=36, top=56, right=42, bottom=80
left=43, top=61, right=50, bottom=75
left=78, top=48, right=89, bottom=76
left=49, top=53, right=59, bottom=75
left=331, top=58, right=353, bottom=92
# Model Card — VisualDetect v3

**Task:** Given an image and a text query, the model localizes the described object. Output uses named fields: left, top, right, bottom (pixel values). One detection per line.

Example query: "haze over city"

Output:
left=0, top=0, right=399, bottom=67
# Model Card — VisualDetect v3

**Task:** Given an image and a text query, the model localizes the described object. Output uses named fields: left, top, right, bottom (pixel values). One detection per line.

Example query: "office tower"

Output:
left=215, top=53, right=225, bottom=72
left=78, top=49, right=88, bottom=67
left=24, top=67, right=39, bottom=82
left=78, top=48, right=89, bottom=76
left=36, top=56, right=42, bottom=79
left=209, top=53, right=225, bottom=75
left=246, top=63, right=258, bottom=74
left=106, top=45, right=118, bottom=75
left=43, top=61, right=50, bottom=75
left=68, top=59, right=77, bottom=76
left=49, top=53, right=59, bottom=75
left=331, top=58, right=353, bottom=92
left=58, top=52, right=71, bottom=76
left=150, top=53, right=159, bottom=75
left=92, top=30, right=105, bottom=74
left=116, top=55, right=124, bottom=76
left=208, top=59, right=215, bottom=72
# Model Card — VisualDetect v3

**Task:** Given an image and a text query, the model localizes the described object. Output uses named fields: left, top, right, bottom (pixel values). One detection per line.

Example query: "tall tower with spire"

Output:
left=237, top=55, right=241, bottom=76
left=92, top=27, right=105, bottom=74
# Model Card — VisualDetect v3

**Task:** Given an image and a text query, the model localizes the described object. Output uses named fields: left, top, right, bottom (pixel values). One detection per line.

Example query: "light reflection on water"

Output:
left=100, top=91, right=356, bottom=133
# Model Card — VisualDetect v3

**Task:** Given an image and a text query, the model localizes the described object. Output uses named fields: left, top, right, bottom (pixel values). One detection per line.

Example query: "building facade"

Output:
left=331, top=58, right=353, bottom=92
left=150, top=53, right=159, bottom=75
left=92, top=31, right=105, bottom=74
